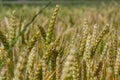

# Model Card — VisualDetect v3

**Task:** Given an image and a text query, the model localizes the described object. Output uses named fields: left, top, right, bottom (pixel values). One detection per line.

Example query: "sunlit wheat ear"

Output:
left=113, top=29, right=117, bottom=59
left=61, top=50, right=73, bottom=80
left=33, top=61, right=42, bottom=80
left=13, top=32, right=39, bottom=80
left=61, top=47, right=76, bottom=80
left=42, top=36, right=61, bottom=80
left=79, top=19, right=88, bottom=57
left=114, top=48, right=120, bottom=79
left=91, top=24, right=98, bottom=47
left=70, top=41, right=79, bottom=80
left=26, top=31, right=40, bottom=52
left=83, top=34, right=91, bottom=61
left=72, top=56, right=79, bottom=80
left=9, top=10, right=16, bottom=43
left=45, top=5, right=60, bottom=48
left=100, top=42, right=108, bottom=60
left=26, top=45, right=36, bottom=80
left=83, top=34, right=92, bottom=80
left=0, top=31, right=9, bottom=50
left=91, top=24, right=109, bottom=58
left=107, top=42, right=114, bottom=68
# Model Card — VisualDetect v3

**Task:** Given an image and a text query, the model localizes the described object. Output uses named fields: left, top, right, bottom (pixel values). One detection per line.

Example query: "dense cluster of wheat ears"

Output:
left=0, top=3, right=120, bottom=80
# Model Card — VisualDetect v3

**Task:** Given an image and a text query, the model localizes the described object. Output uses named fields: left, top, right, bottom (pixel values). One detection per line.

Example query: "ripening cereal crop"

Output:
left=0, top=1, right=120, bottom=80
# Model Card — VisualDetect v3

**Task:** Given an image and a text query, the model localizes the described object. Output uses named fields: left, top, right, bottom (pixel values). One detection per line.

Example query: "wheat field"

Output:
left=0, top=1, right=120, bottom=80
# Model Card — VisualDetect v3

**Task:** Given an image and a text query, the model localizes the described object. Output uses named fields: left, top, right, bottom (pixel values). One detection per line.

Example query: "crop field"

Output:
left=0, top=1, right=120, bottom=80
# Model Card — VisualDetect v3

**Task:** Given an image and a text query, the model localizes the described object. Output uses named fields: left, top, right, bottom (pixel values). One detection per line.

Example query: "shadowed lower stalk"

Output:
left=42, top=36, right=61, bottom=80
left=106, top=42, right=114, bottom=80
left=81, top=60, right=87, bottom=80
left=92, top=60, right=103, bottom=80
left=0, top=30, right=14, bottom=78
left=0, top=67, right=7, bottom=80
left=0, top=58, right=10, bottom=80
left=38, top=25, right=46, bottom=41
left=56, top=54, right=60, bottom=80
left=0, top=31, right=9, bottom=50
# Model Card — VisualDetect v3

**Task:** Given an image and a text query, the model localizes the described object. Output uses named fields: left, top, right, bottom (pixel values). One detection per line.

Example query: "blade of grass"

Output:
left=7, top=1, right=51, bottom=55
